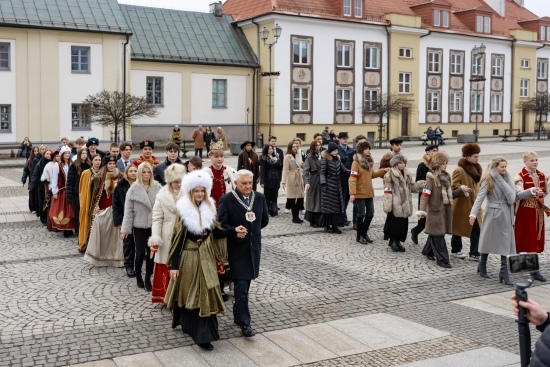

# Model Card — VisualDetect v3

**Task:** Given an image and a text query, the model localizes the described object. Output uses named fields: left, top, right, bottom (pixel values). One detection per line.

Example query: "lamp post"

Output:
left=469, top=43, right=486, bottom=142
left=260, top=23, right=282, bottom=138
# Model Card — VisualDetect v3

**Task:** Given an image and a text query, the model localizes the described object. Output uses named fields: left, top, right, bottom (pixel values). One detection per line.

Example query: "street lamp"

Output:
left=470, top=43, right=486, bottom=142
left=260, top=23, right=282, bottom=138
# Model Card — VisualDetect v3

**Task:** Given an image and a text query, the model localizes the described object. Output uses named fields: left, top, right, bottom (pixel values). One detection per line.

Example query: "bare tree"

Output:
left=362, top=92, right=411, bottom=148
left=517, top=93, right=550, bottom=140
left=82, top=91, right=158, bottom=143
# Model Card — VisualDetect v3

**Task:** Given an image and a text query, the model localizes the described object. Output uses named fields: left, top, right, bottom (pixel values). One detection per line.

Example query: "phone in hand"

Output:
left=508, top=253, right=539, bottom=274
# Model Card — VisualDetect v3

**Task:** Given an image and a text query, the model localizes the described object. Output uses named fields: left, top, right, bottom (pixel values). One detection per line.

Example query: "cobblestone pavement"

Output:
left=2, top=140, right=550, bottom=366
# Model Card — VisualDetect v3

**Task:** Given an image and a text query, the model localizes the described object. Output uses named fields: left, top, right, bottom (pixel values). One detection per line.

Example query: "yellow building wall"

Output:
left=1, top=26, right=125, bottom=143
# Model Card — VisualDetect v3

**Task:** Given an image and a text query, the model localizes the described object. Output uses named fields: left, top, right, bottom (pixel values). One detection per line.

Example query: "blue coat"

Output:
left=218, top=190, right=269, bottom=280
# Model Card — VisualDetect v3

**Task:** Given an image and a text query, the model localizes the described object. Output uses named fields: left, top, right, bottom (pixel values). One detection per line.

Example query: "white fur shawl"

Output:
left=176, top=193, right=217, bottom=234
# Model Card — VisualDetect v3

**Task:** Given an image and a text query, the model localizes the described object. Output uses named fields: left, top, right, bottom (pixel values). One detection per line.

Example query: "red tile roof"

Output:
left=223, top=0, right=544, bottom=40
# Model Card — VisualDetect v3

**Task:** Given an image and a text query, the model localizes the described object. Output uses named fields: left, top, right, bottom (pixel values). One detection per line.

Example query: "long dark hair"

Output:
left=27, top=146, right=39, bottom=171
left=308, top=140, right=319, bottom=156
left=74, top=148, right=91, bottom=175
left=262, top=144, right=273, bottom=157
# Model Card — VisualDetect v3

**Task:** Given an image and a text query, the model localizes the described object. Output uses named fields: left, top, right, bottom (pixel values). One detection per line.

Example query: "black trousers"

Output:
left=123, top=233, right=135, bottom=271
left=194, top=148, right=203, bottom=159
left=341, top=182, right=350, bottom=221
left=233, top=279, right=252, bottom=326
left=264, top=188, right=279, bottom=215
left=412, top=217, right=426, bottom=235
left=133, top=227, right=153, bottom=282
left=451, top=220, right=480, bottom=256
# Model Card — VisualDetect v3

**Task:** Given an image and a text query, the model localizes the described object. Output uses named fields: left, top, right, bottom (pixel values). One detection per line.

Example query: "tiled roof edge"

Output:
left=131, top=53, right=260, bottom=68
left=0, top=18, right=132, bottom=34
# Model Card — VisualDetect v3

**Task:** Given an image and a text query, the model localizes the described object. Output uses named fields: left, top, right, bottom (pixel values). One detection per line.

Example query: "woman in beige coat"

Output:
left=282, top=141, right=305, bottom=224
left=148, top=163, right=186, bottom=304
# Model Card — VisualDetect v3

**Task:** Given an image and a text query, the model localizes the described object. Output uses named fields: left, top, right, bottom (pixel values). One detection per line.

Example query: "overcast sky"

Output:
left=120, top=0, right=549, bottom=17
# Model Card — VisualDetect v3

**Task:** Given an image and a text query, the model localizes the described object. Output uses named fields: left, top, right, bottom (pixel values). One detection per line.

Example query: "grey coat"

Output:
left=121, top=181, right=161, bottom=234
left=303, top=153, right=322, bottom=213
left=470, top=171, right=534, bottom=256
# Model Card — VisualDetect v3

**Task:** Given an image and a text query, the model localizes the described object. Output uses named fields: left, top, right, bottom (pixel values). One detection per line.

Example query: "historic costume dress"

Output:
left=164, top=191, right=230, bottom=345
left=204, top=165, right=237, bottom=209
left=514, top=167, right=549, bottom=253
left=49, top=162, right=74, bottom=231
left=78, top=168, right=99, bottom=252
left=84, top=170, right=123, bottom=267
left=132, top=155, right=160, bottom=168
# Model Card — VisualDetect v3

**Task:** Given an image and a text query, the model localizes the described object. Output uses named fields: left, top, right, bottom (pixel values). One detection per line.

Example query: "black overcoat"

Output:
left=218, top=190, right=269, bottom=280
left=66, top=163, right=90, bottom=204
left=259, top=156, right=282, bottom=190
left=320, top=152, right=348, bottom=215
left=112, top=178, right=131, bottom=228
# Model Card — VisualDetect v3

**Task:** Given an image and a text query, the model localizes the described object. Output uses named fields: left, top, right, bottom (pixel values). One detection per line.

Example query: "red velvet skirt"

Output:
left=515, top=205, right=545, bottom=253
left=49, top=189, right=74, bottom=231
left=152, top=263, right=170, bottom=304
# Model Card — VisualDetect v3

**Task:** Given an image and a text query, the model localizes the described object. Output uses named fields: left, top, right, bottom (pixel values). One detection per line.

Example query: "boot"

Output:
left=271, top=201, right=278, bottom=216
left=410, top=228, right=419, bottom=245
left=389, top=239, right=400, bottom=252
left=144, top=255, right=154, bottom=292
left=363, top=216, right=374, bottom=243
left=528, top=271, right=547, bottom=283
left=291, top=206, right=303, bottom=224
left=477, top=253, right=490, bottom=278
left=355, top=219, right=368, bottom=245
left=396, top=241, right=406, bottom=252
left=499, top=256, right=513, bottom=286
left=331, top=226, right=342, bottom=234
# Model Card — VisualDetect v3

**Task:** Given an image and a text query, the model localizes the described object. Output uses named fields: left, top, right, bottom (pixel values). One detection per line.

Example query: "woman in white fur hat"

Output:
left=148, top=163, right=186, bottom=304
left=164, top=170, right=245, bottom=351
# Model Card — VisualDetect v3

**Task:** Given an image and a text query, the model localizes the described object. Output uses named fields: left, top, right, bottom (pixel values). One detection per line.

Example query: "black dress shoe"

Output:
left=397, top=242, right=406, bottom=252
left=144, top=282, right=152, bottom=292
left=292, top=218, right=304, bottom=224
left=364, top=233, right=373, bottom=243
left=198, top=342, right=214, bottom=351
left=436, top=261, right=452, bottom=269
left=137, top=278, right=145, bottom=288
left=241, top=325, right=256, bottom=337
left=126, top=269, right=136, bottom=278
left=410, top=229, right=419, bottom=245
left=343, top=220, right=351, bottom=226
left=427, top=255, right=436, bottom=261
left=332, top=227, right=342, bottom=234
left=356, top=236, right=368, bottom=245
left=222, top=291, right=229, bottom=302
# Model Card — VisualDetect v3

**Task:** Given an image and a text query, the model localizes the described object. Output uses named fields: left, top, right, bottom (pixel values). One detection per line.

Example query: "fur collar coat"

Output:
left=121, top=181, right=161, bottom=234
left=148, top=185, right=180, bottom=264
left=382, top=167, right=424, bottom=217
left=452, top=159, right=483, bottom=237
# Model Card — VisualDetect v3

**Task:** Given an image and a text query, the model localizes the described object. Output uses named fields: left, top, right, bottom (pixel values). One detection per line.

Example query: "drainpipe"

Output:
left=385, top=25, right=391, bottom=140
left=122, top=34, right=130, bottom=142
left=251, top=19, right=261, bottom=143
left=510, top=40, right=515, bottom=132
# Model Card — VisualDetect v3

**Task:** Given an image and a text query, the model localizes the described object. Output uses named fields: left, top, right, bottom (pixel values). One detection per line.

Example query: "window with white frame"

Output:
left=538, top=59, right=548, bottom=80
left=491, top=93, right=502, bottom=113
left=520, top=79, right=529, bottom=98
left=450, top=92, right=462, bottom=112
left=343, top=0, right=351, bottom=16
left=364, top=90, right=378, bottom=111
left=542, top=26, right=546, bottom=41
left=434, top=10, right=440, bottom=27
left=336, top=89, right=351, bottom=112
left=547, top=28, right=550, bottom=42
left=0, top=105, right=11, bottom=132
left=365, top=47, right=379, bottom=69
left=0, top=43, right=10, bottom=71
left=427, top=91, right=439, bottom=112
left=212, top=79, right=227, bottom=108
left=450, top=52, right=463, bottom=74
left=293, top=87, right=310, bottom=111
left=428, top=50, right=441, bottom=73
left=442, top=11, right=449, bottom=28
left=354, top=0, right=362, bottom=17
left=472, top=55, right=483, bottom=76
left=146, top=77, right=163, bottom=106
left=476, top=16, right=491, bottom=33
left=71, top=46, right=90, bottom=73
left=492, top=57, right=502, bottom=77
left=293, top=40, right=310, bottom=65
left=71, top=104, right=90, bottom=130
left=399, top=48, right=412, bottom=58
left=399, top=72, right=411, bottom=94
left=471, top=92, right=482, bottom=112
left=521, top=59, right=530, bottom=69
left=337, top=44, right=352, bottom=67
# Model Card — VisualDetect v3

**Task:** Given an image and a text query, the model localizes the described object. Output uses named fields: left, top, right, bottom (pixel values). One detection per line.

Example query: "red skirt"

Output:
left=49, top=189, right=74, bottom=231
left=152, top=263, right=170, bottom=304
left=515, top=205, right=545, bottom=253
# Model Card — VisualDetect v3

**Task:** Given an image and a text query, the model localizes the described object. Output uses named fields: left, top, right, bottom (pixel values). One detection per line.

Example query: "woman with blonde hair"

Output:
left=165, top=169, right=238, bottom=351
left=121, top=162, right=161, bottom=290
left=470, top=156, right=539, bottom=284
left=148, top=163, right=186, bottom=304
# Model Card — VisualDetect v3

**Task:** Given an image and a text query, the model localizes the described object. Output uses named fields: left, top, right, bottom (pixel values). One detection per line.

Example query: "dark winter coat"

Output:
left=19, top=142, right=33, bottom=158
left=204, top=131, right=216, bottom=149
left=531, top=314, right=550, bottom=367
left=28, top=154, right=43, bottom=191
left=337, top=144, right=354, bottom=184
left=153, top=157, right=183, bottom=186
left=22, top=159, right=33, bottom=184
left=303, top=153, right=322, bottom=213
left=320, top=151, right=349, bottom=215
left=112, top=178, right=131, bottom=228
left=218, top=190, right=268, bottom=280
left=66, top=163, right=90, bottom=204
left=259, top=155, right=282, bottom=190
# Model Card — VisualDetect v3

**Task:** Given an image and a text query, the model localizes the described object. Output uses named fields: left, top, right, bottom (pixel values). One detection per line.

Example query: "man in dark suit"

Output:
left=337, top=132, right=355, bottom=225
left=218, top=169, right=269, bottom=338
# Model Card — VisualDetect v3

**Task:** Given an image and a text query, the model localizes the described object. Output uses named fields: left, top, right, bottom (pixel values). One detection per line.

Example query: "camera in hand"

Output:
left=508, top=253, right=539, bottom=274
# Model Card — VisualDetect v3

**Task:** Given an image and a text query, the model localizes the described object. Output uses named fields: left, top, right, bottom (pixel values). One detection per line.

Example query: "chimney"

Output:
left=485, top=0, right=505, bottom=17
left=210, top=1, right=223, bottom=17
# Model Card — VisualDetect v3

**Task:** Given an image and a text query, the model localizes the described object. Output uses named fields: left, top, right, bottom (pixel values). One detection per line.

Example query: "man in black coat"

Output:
left=337, top=132, right=355, bottom=225
left=112, top=175, right=135, bottom=277
left=411, top=144, right=438, bottom=244
left=218, top=169, right=269, bottom=337
left=267, top=136, right=284, bottom=215
left=153, top=142, right=183, bottom=185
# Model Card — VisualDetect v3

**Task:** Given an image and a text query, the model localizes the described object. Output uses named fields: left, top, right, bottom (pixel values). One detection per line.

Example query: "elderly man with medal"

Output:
left=218, top=169, right=269, bottom=338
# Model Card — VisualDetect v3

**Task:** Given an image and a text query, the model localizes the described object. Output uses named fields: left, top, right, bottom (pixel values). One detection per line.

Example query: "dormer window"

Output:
left=476, top=15, right=491, bottom=33
left=354, top=0, right=362, bottom=18
left=343, top=0, right=351, bottom=16
left=540, top=26, right=550, bottom=41
left=434, top=10, right=450, bottom=28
